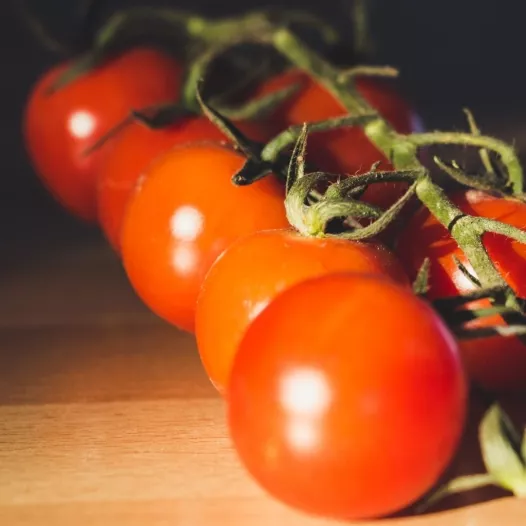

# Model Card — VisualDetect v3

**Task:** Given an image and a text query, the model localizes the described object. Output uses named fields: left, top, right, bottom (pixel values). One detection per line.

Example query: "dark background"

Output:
left=2, top=0, right=526, bottom=256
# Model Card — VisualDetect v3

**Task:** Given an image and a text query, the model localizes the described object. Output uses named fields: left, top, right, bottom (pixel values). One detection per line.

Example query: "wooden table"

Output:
left=1, top=234, right=524, bottom=525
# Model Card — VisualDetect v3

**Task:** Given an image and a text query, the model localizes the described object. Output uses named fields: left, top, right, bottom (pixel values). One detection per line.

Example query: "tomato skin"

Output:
left=24, top=48, right=183, bottom=222
left=120, top=143, right=289, bottom=333
left=97, top=117, right=268, bottom=252
left=396, top=190, right=526, bottom=391
left=253, top=70, right=421, bottom=209
left=228, top=273, right=466, bottom=520
left=196, top=229, right=409, bottom=393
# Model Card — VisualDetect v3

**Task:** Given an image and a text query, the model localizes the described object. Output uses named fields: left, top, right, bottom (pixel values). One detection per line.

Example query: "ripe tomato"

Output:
left=24, top=48, right=183, bottom=222
left=252, top=69, right=422, bottom=209
left=97, top=116, right=269, bottom=252
left=228, top=273, right=466, bottom=520
left=396, top=190, right=526, bottom=391
left=196, top=229, right=409, bottom=393
left=120, top=143, right=289, bottom=333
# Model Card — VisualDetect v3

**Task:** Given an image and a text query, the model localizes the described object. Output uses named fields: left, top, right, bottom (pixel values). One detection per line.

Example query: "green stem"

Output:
left=273, top=28, right=425, bottom=170
left=16, top=0, right=71, bottom=55
left=268, top=25, right=526, bottom=304
left=215, top=83, right=301, bottom=121
left=478, top=217, right=526, bottom=244
left=464, top=108, right=495, bottom=176
left=272, top=28, right=369, bottom=115
left=267, top=23, right=525, bottom=307
left=261, top=114, right=376, bottom=163
left=415, top=176, right=510, bottom=290
left=337, top=65, right=399, bottom=82
left=94, top=7, right=203, bottom=49
left=410, top=132, right=523, bottom=194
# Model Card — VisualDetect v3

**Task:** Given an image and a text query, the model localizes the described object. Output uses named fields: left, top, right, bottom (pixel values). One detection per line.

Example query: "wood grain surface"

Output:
left=1, top=237, right=525, bottom=525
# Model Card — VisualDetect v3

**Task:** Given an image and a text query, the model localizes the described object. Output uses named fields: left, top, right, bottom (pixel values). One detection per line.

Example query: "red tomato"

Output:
left=24, top=48, right=183, bottom=222
left=196, top=229, right=409, bottom=393
left=253, top=70, right=422, bottom=209
left=120, top=143, right=289, bottom=333
left=228, top=273, right=466, bottom=520
left=97, top=116, right=268, bottom=252
left=396, top=190, right=526, bottom=391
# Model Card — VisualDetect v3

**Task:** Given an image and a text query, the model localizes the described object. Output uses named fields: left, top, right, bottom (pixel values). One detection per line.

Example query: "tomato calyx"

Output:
left=282, top=127, right=420, bottom=239
left=418, top=404, right=526, bottom=512
left=194, top=80, right=304, bottom=185
left=82, top=103, right=195, bottom=157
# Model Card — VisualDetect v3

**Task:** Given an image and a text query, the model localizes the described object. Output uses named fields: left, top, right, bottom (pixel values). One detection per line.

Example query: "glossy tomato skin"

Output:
left=97, top=117, right=268, bottom=252
left=228, top=273, right=466, bottom=520
left=24, top=48, right=183, bottom=222
left=121, top=143, right=289, bottom=333
left=196, top=229, right=409, bottom=393
left=253, top=70, right=422, bottom=209
left=396, top=190, right=526, bottom=391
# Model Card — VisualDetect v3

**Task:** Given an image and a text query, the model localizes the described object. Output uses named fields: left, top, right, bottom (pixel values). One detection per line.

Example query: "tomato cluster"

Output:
left=24, top=36, right=525, bottom=522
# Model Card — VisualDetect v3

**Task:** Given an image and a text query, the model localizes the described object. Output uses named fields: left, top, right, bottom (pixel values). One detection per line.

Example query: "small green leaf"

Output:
left=415, top=473, right=495, bottom=513
left=83, top=103, right=191, bottom=156
left=479, top=404, right=526, bottom=496
left=434, top=156, right=501, bottom=193
left=196, top=79, right=262, bottom=161
left=413, top=258, right=431, bottom=296
left=232, top=159, right=273, bottom=186
left=131, top=104, right=193, bottom=129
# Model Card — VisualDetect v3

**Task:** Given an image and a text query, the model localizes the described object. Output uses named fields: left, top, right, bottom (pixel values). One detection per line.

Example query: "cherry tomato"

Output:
left=196, top=229, right=409, bottom=393
left=396, top=189, right=526, bottom=391
left=120, top=143, right=289, bottom=333
left=97, top=116, right=268, bottom=252
left=228, top=272, right=466, bottom=520
left=24, top=48, right=183, bottom=222
left=252, top=69, right=422, bottom=209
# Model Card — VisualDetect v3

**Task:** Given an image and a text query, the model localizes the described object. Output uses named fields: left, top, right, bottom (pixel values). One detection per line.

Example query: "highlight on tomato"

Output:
left=227, top=272, right=466, bottom=521
left=196, top=228, right=409, bottom=393
left=24, top=47, right=183, bottom=222
left=97, top=115, right=269, bottom=252
left=396, top=189, right=526, bottom=392
left=251, top=69, right=422, bottom=209
left=120, top=142, right=289, bottom=333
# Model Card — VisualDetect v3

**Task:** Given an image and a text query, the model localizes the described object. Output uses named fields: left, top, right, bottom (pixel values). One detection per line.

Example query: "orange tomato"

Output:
left=196, top=228, right=409, bottom=393
left=121, top=143, right=289, bottom=333
left=24, top=48, right=182, bottom=222
left=228, top=273, right=466, bottom=520
left=97, top=116, right=268, bottom=252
